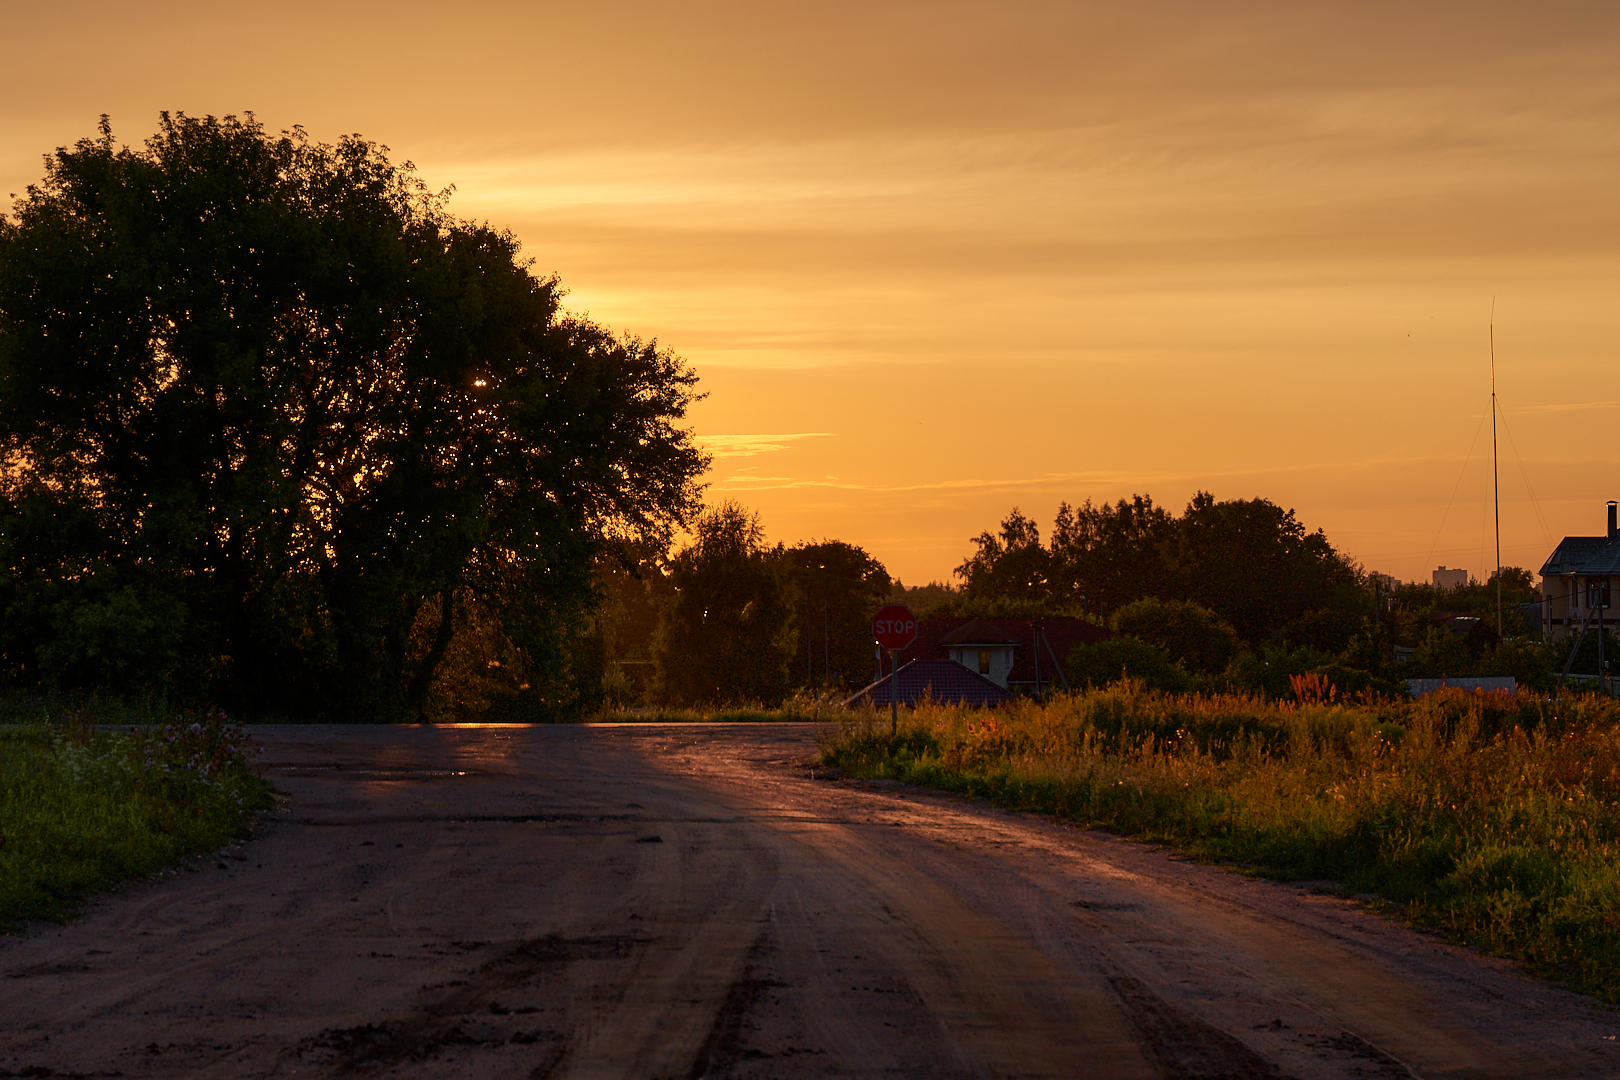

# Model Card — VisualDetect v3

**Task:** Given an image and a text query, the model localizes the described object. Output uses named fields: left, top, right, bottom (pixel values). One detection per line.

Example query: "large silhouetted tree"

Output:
left=0, top=114, right=707, bottom=717
left=1170, top=493, right=1360, bottom=643
left=1049, top=496, right=1176, bottom=617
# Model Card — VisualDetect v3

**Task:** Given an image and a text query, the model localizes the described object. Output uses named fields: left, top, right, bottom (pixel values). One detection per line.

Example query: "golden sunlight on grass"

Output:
left=822, top=685, right=1620, bottom=1002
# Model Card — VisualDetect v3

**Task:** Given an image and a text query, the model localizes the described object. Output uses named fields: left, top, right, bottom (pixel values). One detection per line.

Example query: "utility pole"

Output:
left=824, top=600, right=830, bottom=685
left=891, top=649, right=900, bottom=733
left=1600, top=582, right=1608, bottom=696
left=1032, top=619, right=1042, bottom=699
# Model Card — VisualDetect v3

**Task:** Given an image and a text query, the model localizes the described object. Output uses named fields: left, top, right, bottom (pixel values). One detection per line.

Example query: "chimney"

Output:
left=1609, top=500, right=1617, bottom=539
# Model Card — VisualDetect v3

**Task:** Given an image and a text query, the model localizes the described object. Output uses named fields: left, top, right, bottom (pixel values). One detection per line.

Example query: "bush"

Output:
left=1404, top=626, right=1473, bottom=678
left=1068, top=636, right=1193, bottom=692
left=1479, top=636, right=1562, bottom=691
left=1111, top=598, right=1238, bottom=674
left=1280, top=608, right=1363, bottom=655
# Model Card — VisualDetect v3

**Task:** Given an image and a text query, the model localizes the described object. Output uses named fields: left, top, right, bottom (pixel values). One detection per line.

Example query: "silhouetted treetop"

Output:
left=956, top=492, right=1360, bottom=642
left=0, top=113, right=708, bottom=717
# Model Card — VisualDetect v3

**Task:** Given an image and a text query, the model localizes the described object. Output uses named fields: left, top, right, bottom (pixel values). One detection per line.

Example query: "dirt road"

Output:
left=3, top=723, right=1618, bottom=1079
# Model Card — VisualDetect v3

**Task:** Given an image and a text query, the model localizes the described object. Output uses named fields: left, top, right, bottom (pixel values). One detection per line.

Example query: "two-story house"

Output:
left=1540, top=500, right=1620, bottom=639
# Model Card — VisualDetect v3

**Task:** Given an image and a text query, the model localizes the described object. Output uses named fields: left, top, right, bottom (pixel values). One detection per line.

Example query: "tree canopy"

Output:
left=653, top=503, right=798, bottom=705
left=0, top=114, right=707, bottom=718
left=1111, top=597, right=1238, bottom=675
left=786, top=539, right=892, bottom=688
left=955, top=492, right=1361, bottom=643
left=954, top=508, right=1050, bottom=603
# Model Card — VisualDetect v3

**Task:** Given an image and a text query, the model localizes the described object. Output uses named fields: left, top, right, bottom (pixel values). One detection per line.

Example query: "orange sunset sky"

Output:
left=5, top=1, right=1618, bottom=587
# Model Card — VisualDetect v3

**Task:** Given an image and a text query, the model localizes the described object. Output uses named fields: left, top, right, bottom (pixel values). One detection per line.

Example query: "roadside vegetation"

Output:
left=0, top=702, right=272, bottom=929
left=820, top=684, right=1620, bottom=1003
left=592, top=688, right=851, bottom=724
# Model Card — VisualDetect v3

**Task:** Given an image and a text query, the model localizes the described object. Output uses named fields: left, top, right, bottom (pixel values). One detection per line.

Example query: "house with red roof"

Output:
left=847, top=614, right=1109, bottom=706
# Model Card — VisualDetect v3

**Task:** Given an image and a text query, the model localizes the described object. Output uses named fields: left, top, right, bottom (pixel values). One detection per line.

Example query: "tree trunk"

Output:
left=408, top=588, right=456, bottom=721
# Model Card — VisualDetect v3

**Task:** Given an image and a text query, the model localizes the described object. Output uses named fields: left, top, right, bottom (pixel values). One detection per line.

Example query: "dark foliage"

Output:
left=888, top=579, right=960, bottom=615
left=958, top=491, right=1361, bottom=644
left=1049, top=495, right=1175, bottom=618
left=592, top=548, right=671, bottom=706
left=1112, top=598, right=1238, bottom=675
left=785, top=540, right=891, bottom=689
left=1280, top=608, right=1364, bottom=655
left=954, top=508, right=1049, bottom=603
left=653, top=504, right=798, bottom=705
left=1171, top=492, right=1361, bottom=643
left=1066, top=636, right=1191, bottom=693
left=0, top=114, right=706, bottom=718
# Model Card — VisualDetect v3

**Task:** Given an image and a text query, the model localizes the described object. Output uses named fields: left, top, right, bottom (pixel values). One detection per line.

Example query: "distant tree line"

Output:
left=952, top=493, right=1363, bottom=642
left=619, top=491, right=1543, bottom=708
left=596, top=502, right=891, bottom=708
left=945, top=496, right=1562, bottom=697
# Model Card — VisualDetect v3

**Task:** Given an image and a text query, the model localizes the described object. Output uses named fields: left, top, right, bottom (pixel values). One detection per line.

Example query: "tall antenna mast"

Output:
left=1492, top=298, right=1502, bottom=637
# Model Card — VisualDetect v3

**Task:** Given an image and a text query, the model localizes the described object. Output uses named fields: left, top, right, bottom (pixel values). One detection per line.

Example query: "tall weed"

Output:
left=821, top=687, right=1620, bottom=1001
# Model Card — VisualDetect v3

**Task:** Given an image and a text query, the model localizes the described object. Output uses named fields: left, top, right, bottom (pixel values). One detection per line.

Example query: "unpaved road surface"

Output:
left=4, top=723, right=1619, bottom=1079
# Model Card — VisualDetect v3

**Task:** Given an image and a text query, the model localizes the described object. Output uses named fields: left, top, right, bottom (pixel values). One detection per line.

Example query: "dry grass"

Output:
left=819, top=685, right=1620, bottom=1002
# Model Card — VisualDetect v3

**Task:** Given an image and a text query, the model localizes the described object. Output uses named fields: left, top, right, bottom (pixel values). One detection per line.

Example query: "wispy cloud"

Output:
left=1517, top=401, right=1620, bottom=414
left=709, top=453, right=1525, bottom=497
left=697, top=432, right=834, bottom=459
left=712, top=469, right=1141, bottom=496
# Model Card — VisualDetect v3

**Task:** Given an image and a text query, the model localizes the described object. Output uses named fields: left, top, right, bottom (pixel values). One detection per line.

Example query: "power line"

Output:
left=1495, top=399, right=1553, bottom=550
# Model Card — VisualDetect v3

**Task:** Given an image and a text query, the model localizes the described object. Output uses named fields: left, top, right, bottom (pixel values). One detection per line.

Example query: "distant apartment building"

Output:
left=1432, top=566, right=1469, bottom=591
left=1370, top=572, right=1401, bottom=591
left=1540, top=500, right=1620, bottom=640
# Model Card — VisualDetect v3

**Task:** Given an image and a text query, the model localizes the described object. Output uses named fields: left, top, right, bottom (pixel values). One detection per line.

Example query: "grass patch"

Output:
left=0, top=709, right=274, bottom=929
left=593, top=688, right=850, bottom=724
left=0, top=691, right=181, bottom=727
left=820, top=685, right=1620, bottom=1002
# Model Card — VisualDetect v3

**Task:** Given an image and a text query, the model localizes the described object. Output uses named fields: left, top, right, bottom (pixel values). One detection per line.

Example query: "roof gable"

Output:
left=938, top=618, right=1022, bottom=645
left=1541, top=536, right=1620, bottom=576
left=843, top=658, right=1012, bottom=708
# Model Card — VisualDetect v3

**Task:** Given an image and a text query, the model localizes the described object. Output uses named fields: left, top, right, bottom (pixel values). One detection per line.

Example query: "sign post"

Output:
left=871, top=603, right=918, bottom=734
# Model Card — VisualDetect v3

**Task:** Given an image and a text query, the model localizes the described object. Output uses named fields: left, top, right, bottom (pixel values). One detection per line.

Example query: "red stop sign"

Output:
left=871, top=604, right=918, bottom=650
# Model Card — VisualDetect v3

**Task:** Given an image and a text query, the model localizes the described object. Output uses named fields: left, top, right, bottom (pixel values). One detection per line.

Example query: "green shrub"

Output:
left=1111, top=598, right=1238, bottom=674
left=1067, top=636, right=1193, bottom=692
left=1279, top=608, right=1363, bottom=655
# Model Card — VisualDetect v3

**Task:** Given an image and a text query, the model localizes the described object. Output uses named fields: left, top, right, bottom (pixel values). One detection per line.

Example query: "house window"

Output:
left=1589, top=578, right=1611, bottom=610
left=978, top=650, right=991, bottom=675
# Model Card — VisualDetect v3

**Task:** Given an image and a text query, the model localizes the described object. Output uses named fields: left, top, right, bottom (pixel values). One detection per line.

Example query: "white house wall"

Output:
left=947, top=646, right=1016, bottom=689
left=1544, top=574, right=1620, bottom=639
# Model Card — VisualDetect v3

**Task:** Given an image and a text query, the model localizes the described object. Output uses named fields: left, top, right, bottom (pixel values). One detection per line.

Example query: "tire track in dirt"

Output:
left=2, top=722, right=1618, bottom=1080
